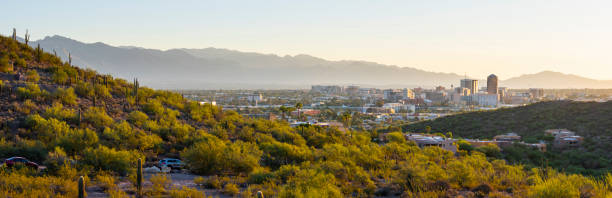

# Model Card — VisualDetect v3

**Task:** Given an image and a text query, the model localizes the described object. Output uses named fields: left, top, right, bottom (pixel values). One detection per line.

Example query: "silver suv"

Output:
left=158, top=158, right=185, bottom=170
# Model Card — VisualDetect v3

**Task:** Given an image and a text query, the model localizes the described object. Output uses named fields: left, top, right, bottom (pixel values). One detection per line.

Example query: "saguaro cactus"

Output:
left=24, top=29, right=30, bottom=45
left=36, top=44, right=42, bottom=62
left=78, top=108, right=82, bottom=124
left=68, top=52, right=72, bottom=65
left=137, top=158, right=143, bottom=198
left=133, top=78, right=139, bottom=105
left=12, top=28, right=16, bottom=40
left=78, top=176, right=85, bottom=198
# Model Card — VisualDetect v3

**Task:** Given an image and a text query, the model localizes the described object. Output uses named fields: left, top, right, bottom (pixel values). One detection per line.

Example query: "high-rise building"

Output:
left=487, top=74, right=498, bottom=94
left=460, top=79, right=479, bottom=95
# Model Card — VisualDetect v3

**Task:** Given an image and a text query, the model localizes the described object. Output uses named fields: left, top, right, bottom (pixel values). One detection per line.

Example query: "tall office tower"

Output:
left=487, top=74, right=498, bottom=94
left=460, top=79, right=479, bottom=95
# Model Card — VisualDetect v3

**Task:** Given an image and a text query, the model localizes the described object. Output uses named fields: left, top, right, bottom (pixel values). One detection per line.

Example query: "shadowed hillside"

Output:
left=404, top=101, right=612, bottom=175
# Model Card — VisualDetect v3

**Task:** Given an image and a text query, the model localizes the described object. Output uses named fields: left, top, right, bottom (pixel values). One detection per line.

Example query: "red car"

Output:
left=4, top=157, right=39, bottom=169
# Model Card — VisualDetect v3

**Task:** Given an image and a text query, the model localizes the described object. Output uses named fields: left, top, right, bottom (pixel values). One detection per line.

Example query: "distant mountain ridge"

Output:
left=500, top=71, right=612, bottom=89
left=29, top=35, right=612, bottom=89
left=27, top=35, right=466, bottom=89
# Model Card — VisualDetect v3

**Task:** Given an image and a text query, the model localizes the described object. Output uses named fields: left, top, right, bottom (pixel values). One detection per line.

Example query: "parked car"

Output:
left=4, top=157, right=39, bottom=169
left=158, top=158, right=184, bottom=170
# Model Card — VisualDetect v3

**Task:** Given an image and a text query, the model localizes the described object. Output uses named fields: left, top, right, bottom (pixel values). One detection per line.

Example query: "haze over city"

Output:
left=3, top=0, right=612, bottom=80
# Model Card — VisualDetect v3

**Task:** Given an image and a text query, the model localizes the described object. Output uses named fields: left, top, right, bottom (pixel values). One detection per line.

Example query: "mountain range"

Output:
left=28, top=35, right=612, bottom=89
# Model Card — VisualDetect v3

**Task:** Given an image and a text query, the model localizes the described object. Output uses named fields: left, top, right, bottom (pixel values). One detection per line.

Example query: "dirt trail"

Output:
left=86, top=173, right=234, bottom=198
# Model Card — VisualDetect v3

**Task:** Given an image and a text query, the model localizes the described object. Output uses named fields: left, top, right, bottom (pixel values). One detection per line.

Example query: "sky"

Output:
left=2, top=0, right=612, bottom=80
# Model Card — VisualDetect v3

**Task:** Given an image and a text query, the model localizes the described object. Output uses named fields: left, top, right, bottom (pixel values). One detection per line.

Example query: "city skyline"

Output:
left=2, top=1, right=612, bottom=80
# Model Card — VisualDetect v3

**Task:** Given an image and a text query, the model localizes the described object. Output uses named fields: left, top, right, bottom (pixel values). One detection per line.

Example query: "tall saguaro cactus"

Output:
left=36, top=44, right=42, bottom=62
left=78, top=176, right=85, bottom=198
left=24, top=29, right=30, bottom=45
left=68, top=52, right=72, bottom=65
left=133, top=78, right=140, bottom=105
left=78, top=108, right=82, bottom=125
left=12, top=28, right=16, bottom=40
left=137, top=158, right=143, bottom=198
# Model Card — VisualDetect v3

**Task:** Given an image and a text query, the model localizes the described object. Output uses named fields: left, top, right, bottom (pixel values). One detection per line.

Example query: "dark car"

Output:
left=4, top=157, right=39, bottom=169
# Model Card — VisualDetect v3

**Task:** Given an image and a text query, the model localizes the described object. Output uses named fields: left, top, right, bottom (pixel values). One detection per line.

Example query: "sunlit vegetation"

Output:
left=0, top=34, right=611, bottom=197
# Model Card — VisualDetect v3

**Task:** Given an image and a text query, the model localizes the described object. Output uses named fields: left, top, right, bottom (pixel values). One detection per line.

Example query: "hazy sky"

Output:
left=2, top=0, right=612, bottom=80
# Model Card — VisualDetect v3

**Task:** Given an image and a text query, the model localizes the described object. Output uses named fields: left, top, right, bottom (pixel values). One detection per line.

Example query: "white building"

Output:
left=473, top=93, right=499, bottom=107
left=247, top=94, right=263, bottom=102
left=382, top=103, right=416, bottom=113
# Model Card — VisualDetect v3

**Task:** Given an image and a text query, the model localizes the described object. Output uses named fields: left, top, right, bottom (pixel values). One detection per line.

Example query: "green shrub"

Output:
left=52, top=87, right=77, bottom=105
left=223, top=183, right=239, bottom=196
left=150, top=173, right=171, bottom=195
left=143, top=99, right=165, bottom=118
left=0, top=170, right=80, bottom=197
left=56, top=128, right=99, bottom=155
left=14, top=58, right=26, bottom=68
left=43, top=102, right=76, bottom=121
left=279, top=169, right=342, bottom=198
left=82, top=146, right=142, bottom=175
left=204, top=176, right=222, bottom=189
left=0, top=54, right=12, bottom=73
left=75, top=82, right=94, bottom=98
left=181, top=137, right=225, bottom=175
left=475, top=143, right=501, bottom=158
left=26, top=70, right=40, bottom=82
left=14, top=99, right=37, bottom=114
left=17, top=83, right=42, bottom=100
left=169, top=186, right=206, bottom=198
left=94, top=84, right=111, bottom=99
left=102, top=121, right=162, bottom=151
left=52, top=69, right=68, bottom=84
left=127, top=111, right=149, bottom=127
left=0, top=138, right=47, bottom=163
left=248, top=169, right=275, bottom=184
left=83, top=107, right=113, bottom=128
left=193, top=176, right=205, bottom=186
left=43, top=147, right=70, bottom=175
left=26, top=115, right=72, bottom=144
left=386, top=132, right=406, bottom=144
left=222, top=141, right=262, bottom=174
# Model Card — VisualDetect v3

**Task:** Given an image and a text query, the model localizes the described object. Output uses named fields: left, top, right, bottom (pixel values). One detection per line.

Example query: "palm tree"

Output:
left=295, top=102, right=303, bottom=121
left=279, top=106, right=288, bottom=121
left=287, top=107, right=296, bottom=120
